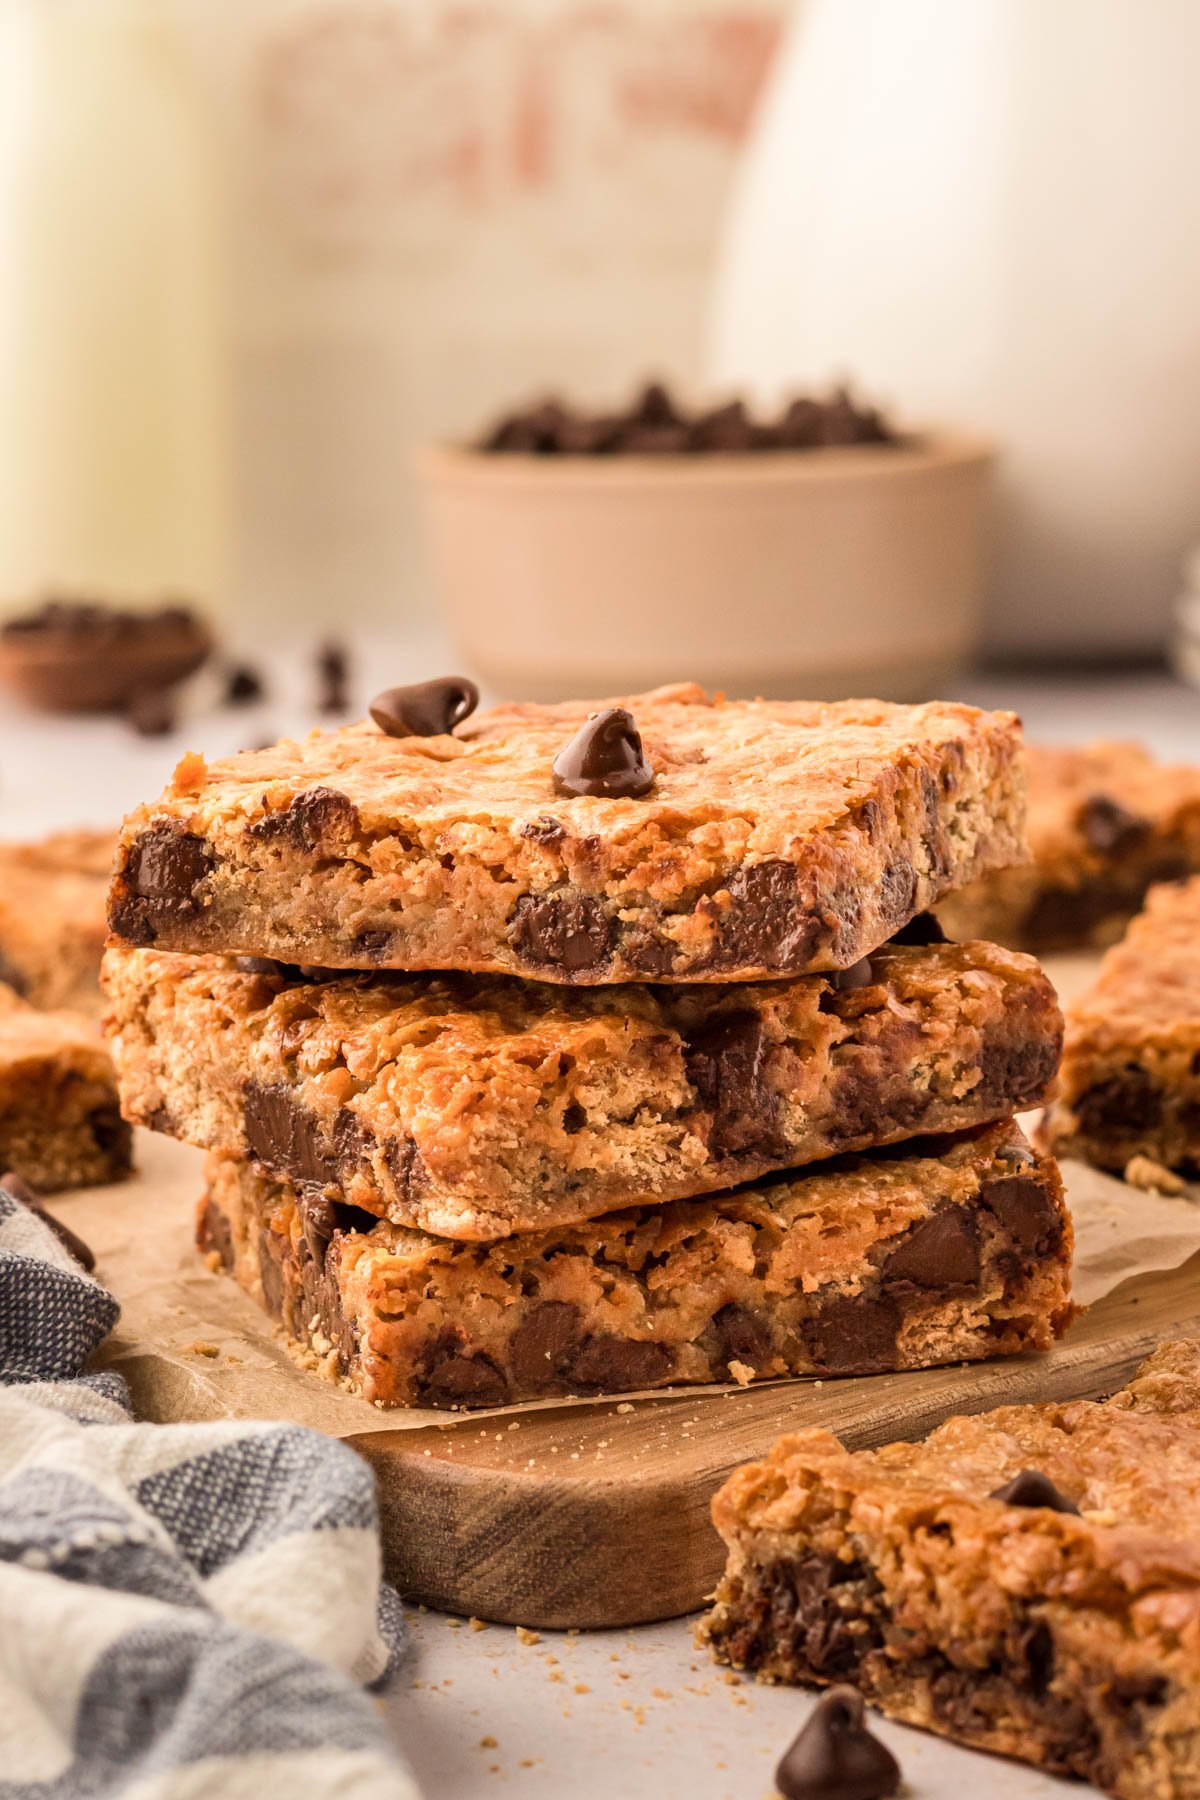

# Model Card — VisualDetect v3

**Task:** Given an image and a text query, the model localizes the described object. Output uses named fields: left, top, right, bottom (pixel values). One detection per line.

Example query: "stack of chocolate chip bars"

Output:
left=102, top=681, right=1073, bottom=1409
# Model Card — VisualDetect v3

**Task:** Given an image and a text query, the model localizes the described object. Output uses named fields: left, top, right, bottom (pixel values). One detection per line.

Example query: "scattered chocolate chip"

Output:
left=1074, top=1066, right=1163, bottom=1137
left=422, top=1344, right=508, bottom=1409
left=224, top=662, right=264, bottom=705
left=1, top=1169, right=96, bottom=1270
left=711, top=1302, right=772, bottom=1371
left=125, top=688, right=175, bottom=736
left=567, top=1334, right=674, bottom=1390
left=370, top=676, right=479, bottom=739
left=1079, top=793, right=1150, bottom=855
left=510, top=890, right=614, bottom=976
left=977, top=1173, right=1058, bottom=1254
left=509, top=1301, right=581, bottom=1387
left=988, top=1469, right=1081, bottom=1514
left=552, top=707, right=655, bottom=800
left=803, top=1294, right=901, bottom=1372
left=881, top=1207, right=980, bottom=1290
left=889, top=910, right=949, bottom=946
left=706, top=861, right=817, bottom=972
left=109, top=825, right=211, bottom=944
left=243, top=1082, right=333, bottom=1185
left=252, top=787, right=360, bottom=850
left=775, top=1685, right=901, bottom=1800
left=316, top=640, right=350, bottom=713
left=830, top=956, right=874, bottom=992
left=684, top=1009, right=779, bottom=1158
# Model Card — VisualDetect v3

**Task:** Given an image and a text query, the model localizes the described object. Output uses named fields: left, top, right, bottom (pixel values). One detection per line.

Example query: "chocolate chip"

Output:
left=1079, top=793, right=1150, bottom=855
left=978, top=1172, right=1059, bottom=1255
left=567, top=1335, right=674, bottom=1391
left=109, top=826, right=211, bottom=943
left=889, top=910, right=949, bottom=946
left=257, top=1228, right=285, bottom=1318
left=881, top=1208, right=980, bottom=1290
left=422, top=1348, right=508, bottom=1409
left=383, top=1135, right=429, bottom=1204
left=775, top=1686, right=901, bottom=1800
left=251, top=787, right=360, bottom=850
left=234, top=956, right=305, bottom=979
left=315, top=640, right=350, bottom=714
left=802, top=1293, right=901, bottom=1372
left=520, top=816, right=567, bottom=848
left=711, top=1303, right=772, bottom=1371
left=562, top=1101, right=587, bottom=1135
left=510, top=890, right=614, bottom=976
left=299, top=1191, right=337, bottom=1263
left=243, top=1082, right=333, bottom=1185
left=683, top=1009, right=779, bottom=1158
left=552, top=707, right=655, bottom=800
left=369, top=676, right=479, bottom=739
left=125, top=687, right=175, bottom=736
left=1, top=1170, right=97, bottom=1270
left=509, top=1301, right=581, bottom=1387
left=830, top=956, right=873, bottom=992
left=978, top=1034, right=1061, bottom=1109
left=989, top=1469, right=1081, bottom=1514
left=224, top=663, right=264, bottom=705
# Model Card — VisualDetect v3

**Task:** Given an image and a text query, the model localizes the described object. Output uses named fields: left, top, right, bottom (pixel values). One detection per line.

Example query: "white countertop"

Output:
left=5, top=656, right=1195, bottom=1799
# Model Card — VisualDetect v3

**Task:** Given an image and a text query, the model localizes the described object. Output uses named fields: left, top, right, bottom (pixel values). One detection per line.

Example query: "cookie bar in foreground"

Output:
left=0, top=983, right=130, bottom=1190
left=108, top=684, right=1025, bottom=983
left=198, top=1121, right=1073, bottom=1408
left=106, top=934, right=1062, bottom=1239
left=940, top=740, right=1200, bottom=952
left=1041, top=876, right=1200, bottom=1175
left=701, top=1340, right=1200, bottom=1800
left=0, top=828, right=113, bottom=1014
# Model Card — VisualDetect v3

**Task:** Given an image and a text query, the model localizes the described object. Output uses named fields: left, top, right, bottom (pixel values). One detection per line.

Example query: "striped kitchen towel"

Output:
left=0, top=1173, right=419, bottom=1798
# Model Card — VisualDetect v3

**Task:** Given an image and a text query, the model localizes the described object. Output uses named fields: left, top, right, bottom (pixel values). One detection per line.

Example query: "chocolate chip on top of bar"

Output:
left=370, top=676, right=479, bottom=739
left=552, top=707, right=655, bottom=799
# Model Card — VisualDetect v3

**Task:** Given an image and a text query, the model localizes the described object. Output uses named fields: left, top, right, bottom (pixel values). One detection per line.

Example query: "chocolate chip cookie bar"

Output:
left=1041, top=876, right=1200, bottom=1175
left=701, top=1340, right=1200, bottom=1800
left=105, top=934, right=1061, bottom=1239
left=0, top=984, right=130, bottom=1190
left=940, top=740, right=1200, bottom=951
left=0, top=828, right=113, bottom=1014
left=107, top=684, right=1025, bottom=983
left=199, top=1121, right=1073, bottom=1408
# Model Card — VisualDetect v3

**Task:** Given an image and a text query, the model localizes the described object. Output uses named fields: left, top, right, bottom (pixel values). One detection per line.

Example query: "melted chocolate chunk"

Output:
left=509, top=1301, right=581, bottom=1387
left=881, top=1207, right=981, bottom=1290
left=370, top=676, right=479, bottom=738
left=552, top=707, right=655, bottom=800
left=422, top=1343, right=508, bottom=1409
left=510, top=889, right=614, bottom=976
left=257, top=1228, right=285, bottom=1319
left=109, top=825, right=212, bottom=944
left=243, top=1082, right=333, bottom=1184
left=1078, top=793, right=1150, bottom=855
left=978, top=1172, right=1059, bottom=1255
left=251, top=787, right=360, bottom=850
left=520, top=815, right=567, bottom=848
left=1074, top=1066, right=1163, bottom=1137
left=383, top=1134, right=429, bottom=1203
left=802, top=1293, right=901, bottom=1372
left=830, top=956, right=873, bottom=992
left=711, top=1303, right=772, bottom=1370
left=710, top=861, right=818, bottom=972
left=567, top=1334, right=674, bottom=1391
left=775, top=1686, right=901, bottom=1800
left=989, top=1469, right=1081, bottom=1514
left=684, top=1009, right=779, bottom=1158
left=1, top=1169, right=96, bottom=1270
left=889, top=910, right=948, bottom=946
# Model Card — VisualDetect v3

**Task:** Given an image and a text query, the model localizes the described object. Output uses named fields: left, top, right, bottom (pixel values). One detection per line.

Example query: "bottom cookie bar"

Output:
left=0, top=983, right=131, bottom=1190
left=701, top=1341, right=1200, bottom=1800
left=198, top=1121, right=1074, bottom=1408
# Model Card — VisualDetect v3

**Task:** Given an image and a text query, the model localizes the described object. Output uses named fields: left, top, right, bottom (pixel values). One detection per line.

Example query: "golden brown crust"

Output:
left=941, top=740, right=1200, bottom=951
left=105, top=937, right=1062, bottom=1238
left=1041, top=876, right=1200, bottom=1172
left=702, top=1341, right=1200, bottom=1800
left=199, top=1121, right=1074, bottom=1407
left=107, top=684, right=1026, bottom=982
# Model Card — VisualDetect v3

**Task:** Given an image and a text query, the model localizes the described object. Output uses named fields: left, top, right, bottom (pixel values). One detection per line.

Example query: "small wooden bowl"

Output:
left=0, top=607, right=213, bottom=712
left=418, top=431, right=996, bottom=701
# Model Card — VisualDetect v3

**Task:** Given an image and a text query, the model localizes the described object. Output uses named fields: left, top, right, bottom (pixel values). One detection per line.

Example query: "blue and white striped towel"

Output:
left=0, top=1175, right=419, bottom=1797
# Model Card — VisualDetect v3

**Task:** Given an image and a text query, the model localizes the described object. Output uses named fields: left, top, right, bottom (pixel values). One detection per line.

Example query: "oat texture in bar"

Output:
left=0, top=828, right=114, bottom=1014
left=0, top=983, right=130, bottom=1190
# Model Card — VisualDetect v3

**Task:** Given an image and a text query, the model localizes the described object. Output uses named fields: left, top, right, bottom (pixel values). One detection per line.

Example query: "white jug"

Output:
left=710, top=0, right=1200, bottom=655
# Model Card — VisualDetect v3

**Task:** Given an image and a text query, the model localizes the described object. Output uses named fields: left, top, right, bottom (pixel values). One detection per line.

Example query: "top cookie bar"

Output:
left=108, top=684, right=1025, bottom=983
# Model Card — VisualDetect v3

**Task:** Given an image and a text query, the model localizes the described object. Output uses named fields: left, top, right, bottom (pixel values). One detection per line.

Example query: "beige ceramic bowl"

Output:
left=419, top=432, right=996, bottom=700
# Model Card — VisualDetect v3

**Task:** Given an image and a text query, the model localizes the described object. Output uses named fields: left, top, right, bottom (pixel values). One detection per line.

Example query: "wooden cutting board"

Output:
left=56, top=1133, right=1200, bottom=1631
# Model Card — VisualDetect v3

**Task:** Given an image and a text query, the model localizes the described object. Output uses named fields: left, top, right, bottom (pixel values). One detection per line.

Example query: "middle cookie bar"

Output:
left=104, top=934, right=1062, bottom=1240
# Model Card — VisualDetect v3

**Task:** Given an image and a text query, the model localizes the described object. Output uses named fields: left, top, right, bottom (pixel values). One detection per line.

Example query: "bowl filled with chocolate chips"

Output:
left=418, top=380, right=995, bottom=701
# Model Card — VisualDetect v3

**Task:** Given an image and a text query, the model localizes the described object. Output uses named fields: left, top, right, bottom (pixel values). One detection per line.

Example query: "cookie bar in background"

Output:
left=1041, top=876, right=1200, bottom=1176
left=104, top=935, right=1062, bottom=1240
left=701, top=1339, right=1200, bottom=1800
left=0, top=828, right=113, bottom=1014
left=107, top=683, right=1026, bottom=984
left=199, top=1121, right=1073, bottom=1408
left=0, top=984, right=130, bottom=1190
left=940, top=740, right=1200, bottom=951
